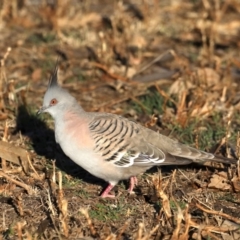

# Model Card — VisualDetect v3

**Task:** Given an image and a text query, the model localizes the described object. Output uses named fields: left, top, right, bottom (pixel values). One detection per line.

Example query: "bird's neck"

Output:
left=54, top=106, right=89, bottom=144
left=54, top=104, right=88, bottom=124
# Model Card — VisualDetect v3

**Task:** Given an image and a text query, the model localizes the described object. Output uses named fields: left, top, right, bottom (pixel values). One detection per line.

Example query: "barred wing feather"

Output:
left=89, top=114, right=165, bottom=167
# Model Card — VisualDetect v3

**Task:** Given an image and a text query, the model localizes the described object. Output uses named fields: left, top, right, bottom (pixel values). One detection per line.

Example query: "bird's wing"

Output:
left=88, top=113, right=235, bottom=167
left=88, top=114, right=167, bottom=167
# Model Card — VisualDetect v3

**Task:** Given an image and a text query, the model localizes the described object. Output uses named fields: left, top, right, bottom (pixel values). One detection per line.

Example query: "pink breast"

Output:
left=63, top=111, right=95, bottom=149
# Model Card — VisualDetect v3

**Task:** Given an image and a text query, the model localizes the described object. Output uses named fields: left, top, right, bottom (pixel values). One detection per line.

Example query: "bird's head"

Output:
left=38, top=63, right=77, bottom=118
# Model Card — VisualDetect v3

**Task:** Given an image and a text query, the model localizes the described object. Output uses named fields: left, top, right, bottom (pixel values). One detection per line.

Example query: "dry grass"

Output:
left=0, top=0, right=240, bottom=239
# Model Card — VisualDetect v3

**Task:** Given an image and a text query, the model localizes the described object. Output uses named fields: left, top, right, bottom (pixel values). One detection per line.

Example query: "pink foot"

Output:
left=100, top=184, right=115, bottom=198
left=128, top=176, right=138, bottom=193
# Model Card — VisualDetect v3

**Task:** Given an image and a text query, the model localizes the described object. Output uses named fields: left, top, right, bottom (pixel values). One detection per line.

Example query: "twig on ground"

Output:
left=116, top=219, right=130, bottom=240
left=0, top=171, right=33, bottom=194
left=196, top=202, right=240, bottom=224
left=80, top=208, right=97, bottom=237
left=92, top=62, right=128, bottom=82
left=27, top=153, right=41, bottom=180
left=141, top=224, right=160, bottom=240
left=133, top=50, right=174, bottom=76
left=57, top=171, right=69, bottom=238
left=153, top=170, right=172, bottom=219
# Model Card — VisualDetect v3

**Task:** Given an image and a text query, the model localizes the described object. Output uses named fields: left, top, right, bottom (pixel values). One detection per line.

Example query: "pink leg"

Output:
left=128, top=176, right=138, bottom=193
left=100, top=184, right=115, bottom=198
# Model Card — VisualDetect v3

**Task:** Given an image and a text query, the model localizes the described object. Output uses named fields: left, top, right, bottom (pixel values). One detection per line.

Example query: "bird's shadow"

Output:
left=14, top=105, right=107, bottom=190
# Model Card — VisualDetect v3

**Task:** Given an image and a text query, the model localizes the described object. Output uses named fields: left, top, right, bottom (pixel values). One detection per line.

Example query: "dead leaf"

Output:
left=168, top=77, right=194, bottom=96
left=0, top=141, right=29, bottom=173
left=195, top=67, right=220, bottom=87
left=221, top=220, right=240, bottom=240
left=231, top=176, right=240, bottom=192
left=208, top=171, right=231, bottom=191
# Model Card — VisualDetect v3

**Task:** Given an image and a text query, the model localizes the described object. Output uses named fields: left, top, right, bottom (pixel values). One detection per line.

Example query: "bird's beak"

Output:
left=37, top=106, right=47, bottom=115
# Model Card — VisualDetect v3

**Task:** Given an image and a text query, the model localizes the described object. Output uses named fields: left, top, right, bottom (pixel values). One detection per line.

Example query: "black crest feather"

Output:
left=48, top=58, right=59, bottom=89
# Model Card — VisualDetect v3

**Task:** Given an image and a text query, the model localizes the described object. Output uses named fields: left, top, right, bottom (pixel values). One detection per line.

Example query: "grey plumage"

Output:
left=38, top=64, right=237, bottom=198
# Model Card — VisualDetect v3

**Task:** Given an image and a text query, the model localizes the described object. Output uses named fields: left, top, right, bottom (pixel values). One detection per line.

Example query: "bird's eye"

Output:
left=50, top=98, right=58, bottom=106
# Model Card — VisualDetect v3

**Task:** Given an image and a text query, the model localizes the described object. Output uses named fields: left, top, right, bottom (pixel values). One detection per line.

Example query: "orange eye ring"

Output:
left=50, top=98, right=58, bottom=106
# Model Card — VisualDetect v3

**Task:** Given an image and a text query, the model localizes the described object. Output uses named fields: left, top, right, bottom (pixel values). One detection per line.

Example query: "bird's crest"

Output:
left=48, top=58, right=59, bottom=89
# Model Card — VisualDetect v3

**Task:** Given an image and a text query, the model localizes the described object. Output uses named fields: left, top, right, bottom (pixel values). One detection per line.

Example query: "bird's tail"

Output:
left=194, top=155, right=238, bottom=165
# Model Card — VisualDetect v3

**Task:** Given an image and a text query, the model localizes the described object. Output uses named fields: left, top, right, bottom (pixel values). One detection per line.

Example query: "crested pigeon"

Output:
left=38, top=64, right=236, bottom=198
